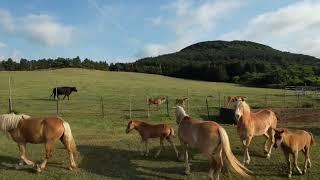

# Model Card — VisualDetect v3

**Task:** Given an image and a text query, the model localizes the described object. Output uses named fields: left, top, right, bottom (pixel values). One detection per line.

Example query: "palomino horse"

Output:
left=234, top=100, right=277, bottom=164
left=126, top=120, right=178, bottom=158
left=175, top=106, right=251, bottom=180
left=274, top=128, right=315, bottom=178
left=0, top=113, right=77, bottom=172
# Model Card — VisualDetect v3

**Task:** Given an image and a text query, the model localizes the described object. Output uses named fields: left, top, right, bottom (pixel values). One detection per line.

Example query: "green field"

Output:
left=0, top=68, right=319, bottom=180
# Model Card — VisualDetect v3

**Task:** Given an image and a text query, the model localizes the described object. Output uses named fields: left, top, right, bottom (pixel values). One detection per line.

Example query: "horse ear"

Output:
left=241, top=96, right=247, bottom=101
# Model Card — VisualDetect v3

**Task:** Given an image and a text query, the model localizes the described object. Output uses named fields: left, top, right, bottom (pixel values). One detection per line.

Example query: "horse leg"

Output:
left=293, top=151, right=303, bottom=175
left=18, top=143, right=34, bottom=166
left=243, top=136, right=252, bottom=165
left=284, top=152, right=292, bottom=178
left=139, top=139, right=145, bottom=156
left=181, top=142, right=190, bottom=175
left=303, top=146, right=310, bottom=174
left=63, top=95, right=66, bottom=100
left=145, top=140, right=149, bottom=156
left=266, top=128, right=275, bottom=158
left=211, top=151, right=223, bottom=180
left=36, top=142, right=53, bottom=172
left=60, top=135, right=77, bottom=170
left=263, top=133, right=269, bottom=154
left=155, top=138, right=164, bottom=158
left=166, top=137, right=179, bottom=158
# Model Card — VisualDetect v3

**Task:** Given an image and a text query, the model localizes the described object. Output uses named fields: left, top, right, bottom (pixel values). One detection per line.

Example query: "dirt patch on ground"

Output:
left=271, top=108, right=320, bottom=128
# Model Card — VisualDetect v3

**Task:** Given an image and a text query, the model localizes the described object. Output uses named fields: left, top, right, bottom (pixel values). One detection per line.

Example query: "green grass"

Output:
left=0, top=68, right=319, bottom=180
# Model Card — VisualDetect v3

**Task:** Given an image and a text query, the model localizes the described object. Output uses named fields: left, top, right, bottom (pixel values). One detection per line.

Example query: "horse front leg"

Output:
left=155, top=138, right=164, bottom=158
left=293, top=151, right=303, bottom=175
left=243, top=136, right=252, bottom=165
left=18, top=143, right=35, bottom=166
left=37, top=142, right=54, bottom=172
left=182, top=143, right=190, bottom=175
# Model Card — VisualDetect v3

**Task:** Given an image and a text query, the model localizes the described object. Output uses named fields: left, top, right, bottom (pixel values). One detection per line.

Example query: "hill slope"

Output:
left=131, top=40, right=320, bottom=87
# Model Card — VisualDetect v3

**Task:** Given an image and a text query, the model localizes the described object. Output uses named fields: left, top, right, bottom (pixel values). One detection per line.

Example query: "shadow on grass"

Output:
left=0, top=155, right=35, bottom=173
left=78, top=145, right=185, bottom=179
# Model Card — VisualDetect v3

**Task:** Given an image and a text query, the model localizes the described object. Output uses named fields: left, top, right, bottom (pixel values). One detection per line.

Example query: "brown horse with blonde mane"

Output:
left=175, top=106, right=251, bottom=180
left=0, top=113, right=77, bottom=172
left=273, top=128, right=315, bottom=178
left=234, top=99, right=277, bottom=164
left=126, top=120, right=178, bottom=158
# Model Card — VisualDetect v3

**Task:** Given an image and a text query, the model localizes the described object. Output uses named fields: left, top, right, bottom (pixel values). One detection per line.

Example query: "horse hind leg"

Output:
left=37, top=142, right=54, bottom=172
left=210, top=151, right=223, bottom=180
left=263, top=133, right=269, bottom=154
left=60, top=134, right=77, bottom=170
left=303, top=146, right=311, bottom=174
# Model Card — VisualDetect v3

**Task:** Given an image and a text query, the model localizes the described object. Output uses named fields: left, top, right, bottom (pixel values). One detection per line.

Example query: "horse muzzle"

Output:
left=273, top=143, right=278, bottom=149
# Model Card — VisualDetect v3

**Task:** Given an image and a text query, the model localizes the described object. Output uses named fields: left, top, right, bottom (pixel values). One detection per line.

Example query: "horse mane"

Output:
left=0, top=113, right=31, bottom=132
left=241, top=101, right=251, bottom=114
left=175, top=106, right=189, bottom=124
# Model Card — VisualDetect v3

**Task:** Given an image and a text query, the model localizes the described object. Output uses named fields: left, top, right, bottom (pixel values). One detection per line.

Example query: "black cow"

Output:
left=50, top=86, right=78, bottom=100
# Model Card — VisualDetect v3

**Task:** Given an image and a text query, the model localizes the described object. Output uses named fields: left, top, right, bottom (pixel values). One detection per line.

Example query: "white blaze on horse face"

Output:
left=234, top=101, right=242, bottom=122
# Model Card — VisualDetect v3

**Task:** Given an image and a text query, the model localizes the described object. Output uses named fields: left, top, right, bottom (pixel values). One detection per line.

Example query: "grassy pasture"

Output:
left=0, top=68, right=319, bottom=180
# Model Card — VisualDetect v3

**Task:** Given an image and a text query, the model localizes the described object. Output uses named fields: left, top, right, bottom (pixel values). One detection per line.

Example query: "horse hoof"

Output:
left=288, top=174, right=292, bottom=178
left=266, top=154, right=271, bottom=159
left=184, top=171, right=191, bottom=175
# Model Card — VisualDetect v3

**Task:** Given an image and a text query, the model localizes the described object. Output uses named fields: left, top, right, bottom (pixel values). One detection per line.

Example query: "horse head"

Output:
left=234, top=100, right=244, bottom=123
left=126, top=120, right=135, bottom=134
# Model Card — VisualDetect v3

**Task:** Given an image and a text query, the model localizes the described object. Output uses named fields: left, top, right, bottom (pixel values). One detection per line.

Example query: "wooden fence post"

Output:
left=206, top=96, right=210, bottom=119
left=187, top=89, right=190, bottom=113
left=100, top=96, right=105, bottom=118
left=56, top=98, right=59, bottom=115
left=8, top=76, right=13, bottom=113
left=218, top=92, right=221, bottom=108
left=129, top=96, right=132, bottom=119
left=166, top=96, right=169, bottom=117
left=147, top=97, right=150, bottom=117
left=283, top=88, right=286, bottom=108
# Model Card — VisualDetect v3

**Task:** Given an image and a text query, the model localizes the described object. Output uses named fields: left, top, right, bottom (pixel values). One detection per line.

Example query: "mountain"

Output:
left=131, top=40, right=320, bottom=87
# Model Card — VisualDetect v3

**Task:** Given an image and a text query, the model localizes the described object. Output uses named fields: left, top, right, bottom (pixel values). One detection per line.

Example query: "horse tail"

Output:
left=218, top=127, right=251, bottom=179
left=62, top=121, right=78, bottom=165
left=309, top=132, right=315, bottom=146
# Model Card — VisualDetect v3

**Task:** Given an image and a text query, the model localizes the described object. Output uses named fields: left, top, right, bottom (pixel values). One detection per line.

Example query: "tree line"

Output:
left=1, top=41, right=320, bottom=88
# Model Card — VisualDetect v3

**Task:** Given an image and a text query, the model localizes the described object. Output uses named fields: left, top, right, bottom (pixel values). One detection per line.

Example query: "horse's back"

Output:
left=286, top=129, right=313, bottom=149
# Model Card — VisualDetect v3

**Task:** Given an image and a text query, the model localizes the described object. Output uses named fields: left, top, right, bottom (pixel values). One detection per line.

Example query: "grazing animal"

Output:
left=50, top=86, right=78, bottom=100
left=0, top=113, right=77, bottom=172
left=148, top=97, right=166, bottom=108
left=175, top=106, right=251, bottom=180
left=126, top=120, right=178, bottom=158
left=226, top=96, right=247, bottom=109
left=175, top=97, right=189, bottom=107
left=273, top=128, right=315, bottom=178
left=234, top=99, right=277, bottom=164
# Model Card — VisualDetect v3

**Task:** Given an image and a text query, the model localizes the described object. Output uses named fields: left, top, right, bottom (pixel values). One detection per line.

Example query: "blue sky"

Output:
left=0, top=0, right=319, bottom=62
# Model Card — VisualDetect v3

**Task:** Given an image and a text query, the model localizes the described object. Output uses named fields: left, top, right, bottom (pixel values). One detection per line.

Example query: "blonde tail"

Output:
left=218, top=127, right=251, bottom=179
left=169, top=128, right=175, bottom=137
left=62, top=121, right=78, bottom=167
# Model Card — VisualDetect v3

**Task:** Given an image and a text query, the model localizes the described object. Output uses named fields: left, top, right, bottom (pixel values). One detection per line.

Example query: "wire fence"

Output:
left=1, top=88, right=320, bottom=121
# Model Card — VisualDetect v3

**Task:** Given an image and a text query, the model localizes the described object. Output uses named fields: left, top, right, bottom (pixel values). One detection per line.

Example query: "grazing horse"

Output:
left=126, top=120, right=178, bottom=158
left=148, top=97, right=166, bottom=108
left=234, top=100, right=277, bottom=164
left=273, top=128, right=315, bottom=178
left=175, top=106, right=251, bottom=180
left=0, top=113, right=77, bottom=172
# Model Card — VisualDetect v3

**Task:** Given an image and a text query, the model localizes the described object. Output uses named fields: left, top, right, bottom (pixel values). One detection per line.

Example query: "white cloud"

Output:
left=0, top=9, right=14, bottom=32
left=145, top=16, right=163, bottom=26
left=21, top=14, right=74, bottom=47
left=0, top=9, right=75, bottom=47
left=142, top=0, right=242, bottom=57
left=0, top=42, right=6, bottom=48
left=220, top=0, right=320, bottom=57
